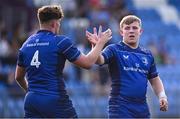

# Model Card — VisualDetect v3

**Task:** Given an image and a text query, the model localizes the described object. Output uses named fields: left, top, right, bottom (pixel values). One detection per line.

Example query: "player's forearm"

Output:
left=150, top=76, right=167, bottom=99
left=16, top=78, right=28, bottom=92
left=85, top=42, right=105, bottom=68
left=90, top=45, right=104, bottom=65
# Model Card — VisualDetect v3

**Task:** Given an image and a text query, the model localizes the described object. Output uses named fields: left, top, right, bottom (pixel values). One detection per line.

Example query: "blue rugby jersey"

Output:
left=17, top=30, right=81, bottom=96
left=102, top=42, right=158, bottom=100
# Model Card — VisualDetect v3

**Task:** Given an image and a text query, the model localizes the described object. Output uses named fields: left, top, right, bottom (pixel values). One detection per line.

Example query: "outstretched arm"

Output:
left=149, top=76, right=168, bottom=111
left=86, top=27, right=106, bottom=65
left=73, top=26, right=112, bottom=69
left=15, top=65, right=28, bottom=92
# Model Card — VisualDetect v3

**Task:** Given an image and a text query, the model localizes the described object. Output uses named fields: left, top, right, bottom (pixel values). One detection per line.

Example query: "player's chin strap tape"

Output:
left=158, top=91, right=167, bottom=99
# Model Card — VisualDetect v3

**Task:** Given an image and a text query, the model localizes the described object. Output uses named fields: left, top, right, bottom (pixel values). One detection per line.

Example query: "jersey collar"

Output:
left=37, top=30, right=54, bottom=35
left=120, top=41, right=140, bottom=51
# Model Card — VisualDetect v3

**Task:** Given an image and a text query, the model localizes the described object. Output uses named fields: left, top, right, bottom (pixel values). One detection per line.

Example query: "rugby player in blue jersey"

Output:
left=86, top=15, right=168, bottom=118
left=14, top=5, right=112, bottom=118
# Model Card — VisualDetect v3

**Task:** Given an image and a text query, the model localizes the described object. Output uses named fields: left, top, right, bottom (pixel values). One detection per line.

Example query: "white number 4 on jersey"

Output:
left=30, top=50, right=41, bottom=68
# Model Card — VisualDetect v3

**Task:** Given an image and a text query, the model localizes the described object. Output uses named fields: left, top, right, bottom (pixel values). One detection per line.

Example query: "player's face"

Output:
left=120, top=21, right=142, bottom=47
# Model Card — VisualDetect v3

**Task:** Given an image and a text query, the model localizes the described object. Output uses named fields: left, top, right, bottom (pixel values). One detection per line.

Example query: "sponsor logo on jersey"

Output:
left=123, top=66, right=148, bottom=74
left=123, top=55, right=129, bottom=59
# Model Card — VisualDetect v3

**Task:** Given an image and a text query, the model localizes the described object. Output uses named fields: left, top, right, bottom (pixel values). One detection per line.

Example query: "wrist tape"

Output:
left=158, top=91, right=167, bottom=99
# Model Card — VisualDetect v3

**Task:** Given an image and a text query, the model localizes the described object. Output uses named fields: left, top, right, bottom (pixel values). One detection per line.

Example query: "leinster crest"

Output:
left=142, top=57, right=148, bottom=65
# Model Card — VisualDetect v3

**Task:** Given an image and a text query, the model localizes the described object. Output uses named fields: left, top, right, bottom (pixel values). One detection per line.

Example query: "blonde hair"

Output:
left=120, top=15, right=142, bottom=29
left=37, top=5, right=64, bottom=24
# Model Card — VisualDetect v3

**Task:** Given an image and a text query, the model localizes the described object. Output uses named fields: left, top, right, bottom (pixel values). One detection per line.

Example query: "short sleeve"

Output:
left=102, top=45, right=114, bottom=64
left=148, top=53, right=158, bottom=79
left=17, top=50, right=25, bottom=67
left=57, top=37, right=81, bottom=62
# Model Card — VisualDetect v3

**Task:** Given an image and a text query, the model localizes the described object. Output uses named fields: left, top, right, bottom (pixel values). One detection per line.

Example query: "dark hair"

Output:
left=37, top=5, right=64, bottom=24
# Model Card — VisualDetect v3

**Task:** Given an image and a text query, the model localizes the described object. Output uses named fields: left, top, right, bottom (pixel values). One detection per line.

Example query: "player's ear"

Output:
left=119, top=29, right=123, bottom=36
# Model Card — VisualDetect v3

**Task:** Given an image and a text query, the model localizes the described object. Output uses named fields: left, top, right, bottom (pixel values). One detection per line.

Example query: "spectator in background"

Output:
left=147, top=40, right=163, bottom=65
left=147, top=37, right=173, bottom=65
left=12, top=23, right=27, bottom=47
left=0, top=30, right=11, bottom=58
left=0, top=18, right=5, bottom=32
left=158, top=36, right=172, bottom=65
left=76, top=0, right=89, bottom=17
left=108, top=0, right=130, bottom=21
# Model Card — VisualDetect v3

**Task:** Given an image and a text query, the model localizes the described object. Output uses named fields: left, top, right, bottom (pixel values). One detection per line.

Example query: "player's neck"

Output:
left=40, top=25, right=55, bottom=34
left=122, top=41, right=138, bottom=49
